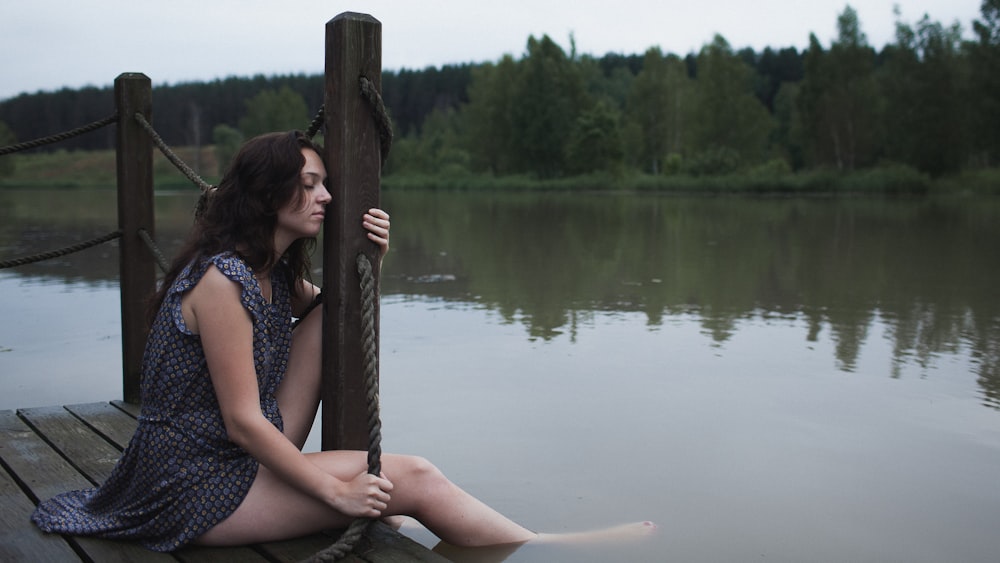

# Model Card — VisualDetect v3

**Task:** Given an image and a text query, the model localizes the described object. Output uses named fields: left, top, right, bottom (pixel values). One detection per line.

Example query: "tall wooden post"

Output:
left=115, top=73, right=156, bottom=405
left=322, top=13, right=383, bottom=451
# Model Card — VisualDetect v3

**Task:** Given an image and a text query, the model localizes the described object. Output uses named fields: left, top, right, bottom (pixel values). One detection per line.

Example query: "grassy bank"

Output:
left=3, top=147, right=999, bottom=195
left=0, top=147, right=221, bottom=189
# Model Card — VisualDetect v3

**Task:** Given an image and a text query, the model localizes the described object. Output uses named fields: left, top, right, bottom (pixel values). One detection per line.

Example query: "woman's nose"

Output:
left=318, top=184, right=332, bottom=204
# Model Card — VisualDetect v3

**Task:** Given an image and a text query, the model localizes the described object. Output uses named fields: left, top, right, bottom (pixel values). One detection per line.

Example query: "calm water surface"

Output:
left=1, top=187, right=998, bottom=562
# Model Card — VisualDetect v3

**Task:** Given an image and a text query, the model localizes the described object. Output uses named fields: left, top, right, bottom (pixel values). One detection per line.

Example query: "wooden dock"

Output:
left=0, top=401, right=446, bottom=562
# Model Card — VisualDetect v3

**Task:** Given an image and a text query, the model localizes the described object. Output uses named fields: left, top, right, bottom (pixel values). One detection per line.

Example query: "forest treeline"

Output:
left=1, top=3, right=999, bottom=187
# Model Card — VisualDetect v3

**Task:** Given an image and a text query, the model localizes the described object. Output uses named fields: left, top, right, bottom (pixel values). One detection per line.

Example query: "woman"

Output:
left=32, top=131, right=653, bottom=553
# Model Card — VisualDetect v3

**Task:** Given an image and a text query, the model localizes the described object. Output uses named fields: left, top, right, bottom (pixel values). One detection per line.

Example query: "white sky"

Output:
left=0, top=0, right=984, bottom=101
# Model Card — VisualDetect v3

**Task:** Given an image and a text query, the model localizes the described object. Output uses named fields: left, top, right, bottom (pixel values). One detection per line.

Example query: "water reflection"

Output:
left=2, top=188, right=998, bottom=409
left=381, top=191, right=1000, bottom=409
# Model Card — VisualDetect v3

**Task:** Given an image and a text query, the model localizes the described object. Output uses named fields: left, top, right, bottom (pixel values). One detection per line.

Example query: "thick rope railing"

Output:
left=138, top=228, right=169, bottom=273
left=0, top=114, right=118, bottom=157
left=356, top=255, right=384, bottom=479
left=0, top=113, right=172, bottom=274
left=132, top=112, right=214, bottom=193
left=306, top=105, right=326, bottom=140
left=0, top=95, right=384, bottom=300
left=0, top=113, right=126, bottom=271
left=0, top=231, right=123, bottom=270
left=359, top=76, right=393, bottom=166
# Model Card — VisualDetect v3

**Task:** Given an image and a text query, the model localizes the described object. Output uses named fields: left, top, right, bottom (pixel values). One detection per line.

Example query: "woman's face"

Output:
left=275, top=148, right=331, bottom=244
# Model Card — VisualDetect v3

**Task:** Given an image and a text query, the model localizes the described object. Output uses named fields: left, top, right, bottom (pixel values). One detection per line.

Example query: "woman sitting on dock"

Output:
left=31, top=130, right=653, bottom=553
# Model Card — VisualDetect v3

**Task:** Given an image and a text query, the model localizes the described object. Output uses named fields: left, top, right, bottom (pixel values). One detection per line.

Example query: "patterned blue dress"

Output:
left=31, top=252, right=292, bottom=551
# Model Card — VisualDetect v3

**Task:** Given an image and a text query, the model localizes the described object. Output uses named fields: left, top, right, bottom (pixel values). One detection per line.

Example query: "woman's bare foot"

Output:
left=432, top=521, right=657, bottom=562
left=534, top=521, right=658, bottom=545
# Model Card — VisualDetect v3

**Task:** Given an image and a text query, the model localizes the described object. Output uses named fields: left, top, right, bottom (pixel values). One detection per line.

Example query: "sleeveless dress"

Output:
left=31, top=252, right=293, bottom=552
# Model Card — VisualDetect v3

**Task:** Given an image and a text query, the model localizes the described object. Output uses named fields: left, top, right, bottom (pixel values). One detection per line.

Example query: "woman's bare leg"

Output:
left=225, top=298, right=656, bottom=549
left=275, top=307, right=323, bottom=449
left=534, top=521, right=657, bottom=544
left=378, top=456, right=536, bottom=547
left=196, top=451, right=535, bottom=547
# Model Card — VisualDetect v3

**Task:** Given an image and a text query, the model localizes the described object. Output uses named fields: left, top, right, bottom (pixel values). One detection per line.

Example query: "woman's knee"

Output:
left=387, top=454, right=446, bottom=487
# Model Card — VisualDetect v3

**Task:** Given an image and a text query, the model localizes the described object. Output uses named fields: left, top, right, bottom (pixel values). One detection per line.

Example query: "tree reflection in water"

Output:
left=1, top=188, right=998, bottom=409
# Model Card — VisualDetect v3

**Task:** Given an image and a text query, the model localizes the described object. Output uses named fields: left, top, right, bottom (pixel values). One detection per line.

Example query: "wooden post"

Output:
left=114, top=73, right=156, bottom=405
left=322, top=13, right=383, bottom=451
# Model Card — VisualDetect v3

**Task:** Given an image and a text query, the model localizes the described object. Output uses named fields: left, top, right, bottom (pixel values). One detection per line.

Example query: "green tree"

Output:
left=383, top=130, right=418, bottom=175
left=508, top=35, right=588, bottom=178
left=969, top=0, right=1000, bottom=166
left=238, top=86, right=309, bottom=138
left=565, top=100, right=624, bottom=175
left=576, top=53, right=635, bottom=112
left=381, top=65, right=472, bottom=137
left=0, top=120, right=15, bottom=177
left=393, top=108, right=470, bottom=176
left=880, top=10, right=967, bottom=176
left=754, top=47, right=805, bottom=111
left=773, top=82, right=803, bottom=169
left=625, top=48, right=693, bottom=174
left=462, top=56, right=519, bottom=174
left=688, top=35, right=775, bottom=174
left=797, top=7, right=882, bottom=171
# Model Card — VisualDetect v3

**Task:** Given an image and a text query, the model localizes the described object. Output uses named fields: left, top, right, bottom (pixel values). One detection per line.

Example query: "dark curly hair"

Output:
left=150, top=130, right=323, bottom=317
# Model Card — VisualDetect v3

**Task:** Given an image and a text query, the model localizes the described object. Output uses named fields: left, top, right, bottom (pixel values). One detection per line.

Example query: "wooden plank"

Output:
left=17, top=406, right=121, bottom=484
left=65, top=402, right=138, bottom=448
left=322, top=12, right=385, bottom=451
left=112, top=399, right=142, bottom=418
left=0, top=454, right=80, bottom=561
left=256, top=531, right=340, bottom=562
left=0, top=409, right=96, bottom=497
left=172, top=544, right=270, bottom=563
left=72, top=536, right=179, bottom=563
left=0, top=410, right=176, bottom=562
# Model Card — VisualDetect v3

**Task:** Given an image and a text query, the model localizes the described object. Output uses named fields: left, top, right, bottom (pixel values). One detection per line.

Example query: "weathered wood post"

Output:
left=114, top=73, right=156, bottom=405
left=322, top=13, right=383, bottom=451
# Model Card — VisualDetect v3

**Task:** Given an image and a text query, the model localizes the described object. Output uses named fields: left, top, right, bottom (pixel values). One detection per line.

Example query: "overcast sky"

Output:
left=0, top=0, right=984, bottom=101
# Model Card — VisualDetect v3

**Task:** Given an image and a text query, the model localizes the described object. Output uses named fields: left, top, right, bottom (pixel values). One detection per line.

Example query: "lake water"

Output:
left=1, top=187, right=999, bottom=562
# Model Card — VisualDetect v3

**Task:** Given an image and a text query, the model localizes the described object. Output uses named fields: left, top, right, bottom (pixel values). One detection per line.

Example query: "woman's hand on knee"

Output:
left=329, top=471, right=394, bottom=518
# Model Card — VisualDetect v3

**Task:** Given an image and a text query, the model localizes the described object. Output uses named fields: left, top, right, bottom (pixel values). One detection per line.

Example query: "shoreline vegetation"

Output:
left=3, top=6, right=999, bottom=197
left=1, top=147, right=998, bottom=196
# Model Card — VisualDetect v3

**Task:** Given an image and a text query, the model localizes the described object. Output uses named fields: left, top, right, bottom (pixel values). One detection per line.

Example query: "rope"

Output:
left=138, top=228, right=169, bottom=273
left=132, top=112, right=214, bottom=192
left=0, top=230, right=122, bottom=270
left=356, top=254, right=383, bottom=478
left=304, top=254, right=383, bottom=563
left=359, top=76, right=393, bottom=166
left=306, top=106, right=325, bottom=139
left=0, top=114, right=118, bottom=156
left=0, top=228, right=165, bottom=272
